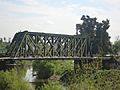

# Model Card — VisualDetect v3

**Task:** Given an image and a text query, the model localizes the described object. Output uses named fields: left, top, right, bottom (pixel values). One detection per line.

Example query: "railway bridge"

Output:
left=0, top=31, right=115, bottom=72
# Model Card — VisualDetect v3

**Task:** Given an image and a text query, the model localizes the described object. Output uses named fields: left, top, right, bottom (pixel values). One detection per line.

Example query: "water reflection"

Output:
left=25, top=67, right=36, bottom=82
left=25, top=67, right=44, bottom=90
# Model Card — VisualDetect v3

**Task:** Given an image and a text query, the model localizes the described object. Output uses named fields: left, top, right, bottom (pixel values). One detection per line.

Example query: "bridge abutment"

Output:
left=74, top=57, right=120, bottom=75
left=0, top=59, right=15, bottom=71
left=0, top=60, right=6, bottom=71
left=74, top=59, right=103, bottom=74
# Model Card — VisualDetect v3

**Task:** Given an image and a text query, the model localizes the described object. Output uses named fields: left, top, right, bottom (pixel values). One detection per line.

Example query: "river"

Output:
left=25, top=67, right=36, bottom=83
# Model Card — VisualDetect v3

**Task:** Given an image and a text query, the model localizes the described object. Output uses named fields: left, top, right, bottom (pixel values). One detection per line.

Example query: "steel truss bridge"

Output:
left=0, top=31, right=93, bottom=59
left=0, top=31, right=119, bottom=72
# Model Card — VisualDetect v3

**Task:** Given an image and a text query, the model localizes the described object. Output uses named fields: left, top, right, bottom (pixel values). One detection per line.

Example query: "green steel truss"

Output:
left=7, top=31, right=92, bottom=57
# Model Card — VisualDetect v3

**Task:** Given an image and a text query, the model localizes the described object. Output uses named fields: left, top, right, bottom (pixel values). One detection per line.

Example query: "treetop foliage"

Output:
left=77, top=15, right=110, bottom=35
left=76, top=15, right=111, bottom=55
left=112, top=37, right=120, bottom=54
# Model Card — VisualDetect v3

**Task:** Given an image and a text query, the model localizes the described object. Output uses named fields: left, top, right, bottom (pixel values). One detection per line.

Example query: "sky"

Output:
left=0, top=0, right=120, bottom=42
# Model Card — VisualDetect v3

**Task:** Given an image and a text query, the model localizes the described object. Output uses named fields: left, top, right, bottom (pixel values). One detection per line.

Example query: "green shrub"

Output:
left=33, top=61, right=54, bottom=79
left=62, top=70, right=120, bottom=90
left=32, top=60, right=73, bottom=79
left=0, top=69, right=34, bottom=90
left=90, top=70, right=120, bottom=90
left=41, top=81, right=64, bottom=90
left=51, top=60, right=74, bottom=75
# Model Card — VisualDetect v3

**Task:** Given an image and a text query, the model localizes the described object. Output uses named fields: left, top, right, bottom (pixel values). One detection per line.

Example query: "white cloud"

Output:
left=19, top=0, right=40, bottom=5
left=105, top=0, right=120, bottom=5
left=0, top=0, right=120, bottom=42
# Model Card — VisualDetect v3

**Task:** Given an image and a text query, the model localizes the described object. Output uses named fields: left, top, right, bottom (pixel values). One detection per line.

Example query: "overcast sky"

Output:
left=0, top=0, right=120, bottom=42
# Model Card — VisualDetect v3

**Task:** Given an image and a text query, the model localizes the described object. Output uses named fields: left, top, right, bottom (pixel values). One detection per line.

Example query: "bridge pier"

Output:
left=0, top=59, right=15, bottom=71
left=74, top=58, right=103, bottom=74
left=0, top=60, right=7, bottom=71
left=74, top=60, right=83, bottom=74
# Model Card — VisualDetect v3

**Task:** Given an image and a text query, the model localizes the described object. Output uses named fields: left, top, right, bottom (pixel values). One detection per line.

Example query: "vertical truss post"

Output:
left=43, top=36, right=46, bottom=57
left=35, top=35, right=38, bottom=56
left=86, top=38, right=88, bottom=57
left=51, top=36, right=54, bottom=56
left=80, top=39, right=83, bottom=57
left=24, top=35, right=27, bottom=57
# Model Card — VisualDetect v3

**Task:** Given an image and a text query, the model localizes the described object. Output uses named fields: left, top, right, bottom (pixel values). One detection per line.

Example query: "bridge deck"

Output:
left=0, top=56, right=112, bottom=60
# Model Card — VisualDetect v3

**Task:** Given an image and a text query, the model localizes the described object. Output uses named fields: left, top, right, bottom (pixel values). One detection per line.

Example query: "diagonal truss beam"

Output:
left=7, top=31, right=92, bottom=57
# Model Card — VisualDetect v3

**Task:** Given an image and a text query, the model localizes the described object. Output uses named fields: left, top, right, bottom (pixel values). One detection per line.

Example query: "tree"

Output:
left=112, top=36, right=120, bottom=54
left=76, top=15, right=111, bottom=55
left=33, top=60, right=54, bottom=79
left=0, top=38, right=3, bottom=43
left=0, top=69, right=34, bottom=90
